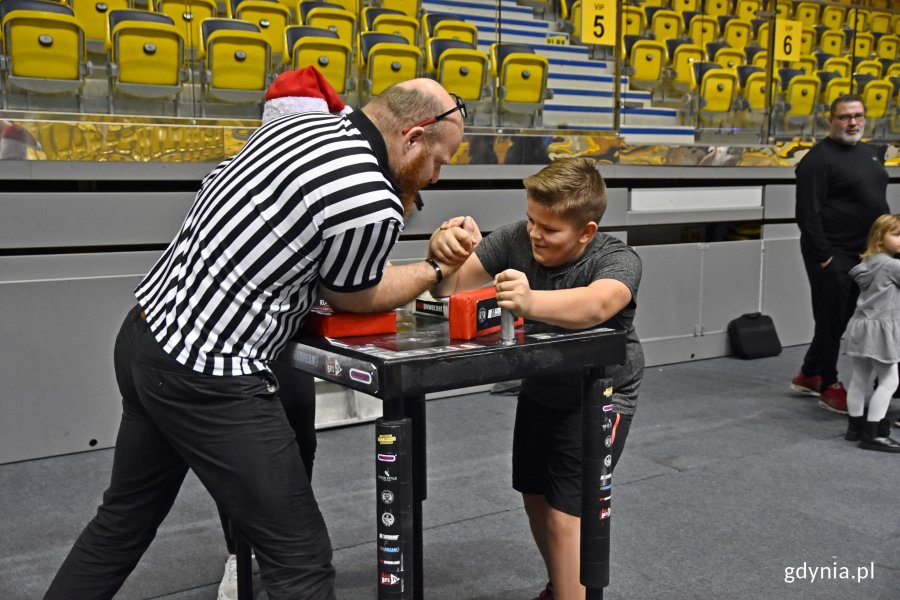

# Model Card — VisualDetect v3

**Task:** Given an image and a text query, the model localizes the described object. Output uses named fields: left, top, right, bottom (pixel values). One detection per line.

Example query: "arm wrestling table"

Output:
left=240, top=316, right=625, bottom=600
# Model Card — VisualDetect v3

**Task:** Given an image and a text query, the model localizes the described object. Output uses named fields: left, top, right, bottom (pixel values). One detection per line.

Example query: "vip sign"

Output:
left=581, top=0, right=617, bottom=46
left=774, top=18, right=802, bottom=62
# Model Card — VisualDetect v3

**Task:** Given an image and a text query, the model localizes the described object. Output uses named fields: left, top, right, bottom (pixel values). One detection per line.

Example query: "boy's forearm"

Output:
left=524, top=287, right=622, bottom=329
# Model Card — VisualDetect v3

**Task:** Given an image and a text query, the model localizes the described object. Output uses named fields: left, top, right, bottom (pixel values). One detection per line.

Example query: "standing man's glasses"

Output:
left=834, top=113, right=866, bottom=122
left=402, top=93, right=467, bottom=134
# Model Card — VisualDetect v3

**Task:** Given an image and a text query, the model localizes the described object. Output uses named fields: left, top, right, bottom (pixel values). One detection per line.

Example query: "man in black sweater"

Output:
left=791, top=94, right=890, bottom=413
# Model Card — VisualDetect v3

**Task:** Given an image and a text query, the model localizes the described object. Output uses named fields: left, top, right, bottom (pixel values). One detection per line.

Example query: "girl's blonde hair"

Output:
left=862, top=213, right=900, bottom=259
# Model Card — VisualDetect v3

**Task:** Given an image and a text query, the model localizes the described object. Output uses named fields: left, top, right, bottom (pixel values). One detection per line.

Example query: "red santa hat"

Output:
left=261, top=66, right=352, bottom=123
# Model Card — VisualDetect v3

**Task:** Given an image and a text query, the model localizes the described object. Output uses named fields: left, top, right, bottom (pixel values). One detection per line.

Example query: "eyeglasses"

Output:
left=834, top=113, right=866, bottom=122
left=402, top=93, right=467, bottom=134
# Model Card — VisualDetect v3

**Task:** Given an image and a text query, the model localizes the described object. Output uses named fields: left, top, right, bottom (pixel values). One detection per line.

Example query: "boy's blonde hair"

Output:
left=862, top=213, right=900, bottom=259
left=522, top=158, right=607, bottom=227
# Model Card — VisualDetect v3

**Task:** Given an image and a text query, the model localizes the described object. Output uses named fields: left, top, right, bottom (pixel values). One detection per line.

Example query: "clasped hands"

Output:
left=427, top=215, right=482, bottom=276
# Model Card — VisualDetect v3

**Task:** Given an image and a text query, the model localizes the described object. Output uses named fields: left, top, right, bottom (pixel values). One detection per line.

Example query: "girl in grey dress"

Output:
left=844, top=214, right=900, bottom=452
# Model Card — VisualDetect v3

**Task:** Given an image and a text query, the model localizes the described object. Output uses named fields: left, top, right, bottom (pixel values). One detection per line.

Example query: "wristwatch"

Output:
left=425, top=258, right=443, bottom=284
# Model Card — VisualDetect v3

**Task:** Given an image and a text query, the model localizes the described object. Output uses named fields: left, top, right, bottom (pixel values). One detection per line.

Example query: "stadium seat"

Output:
left=773, top=0, right=791, bottom=20
left=106, top=9, right=185, bottom=113
left=723, top=18, right=751, bottom=50
left=853, top=32, right=874, bottom=58
left=670, top=0, right=699, bottom=14
left=0, top=0, right=91, bottom=109
left=649, top=9, right=682, bottom=44
left=734, top=0, right=759, bottom=22
left=846, top=8, right=868, bottom=32
left=869, top=12, right=892, bottom=36
left=779, top=68, right=819, bottom=120
left=429, top=37, right=488, bottom=112
left=824, top=56, right=851, bottom=78
left=793, top=3, right=819, bottom=30
left=876, top=34, right=899, bottom=61
left=70, top=0, right=131, bottom=53
left=669, top=41, right=704, bottom=92
left=712, top=46, right=744, bottom=72
left=359, top=32, right=421, bottom=97
left=705, top=0, right=731, bottom=20
left=820, top=5, right=845, bottom=31
left=737, top=65, right=771, bottom=113
left=198, top=18, right=270, bottom=111
left=800, top=27, right=815, bottom=55
left=301, top=3, right=355, bottom=48
left=627, top=38, right=666, bottom=90
left=379, top=0, right=419, bottom=19
left=622, top=5, right=645, bottom=37
left=283, top=25, right=350, bottom=93
left=302, top=0, right=357, bottom=15
left=819, top=72, right=851, bottom=111
left=423, top=14, right=477, bottom=47
left=818, top=29, right=844, bottom=56
left=362, top=7, right=417, bottom=45
left=231, top=0, right=293, bottom=63
left=154, top=0, right=218, bottom=58
left=858, top=76, right=891, bottom=133
left=490, top=42, right=550, bottom=126
left=750, top=49, right=767, bottom=69
left=687, top=14, right=718, bottom=46
left=790, top=54, right=816, bottom=76
left=855, top=58, right=883, bottom=78
left=693, top=61, right=738, bottom=118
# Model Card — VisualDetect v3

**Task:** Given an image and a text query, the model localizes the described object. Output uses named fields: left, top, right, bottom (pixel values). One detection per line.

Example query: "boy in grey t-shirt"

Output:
left=428, top=157, right=643, bottom=600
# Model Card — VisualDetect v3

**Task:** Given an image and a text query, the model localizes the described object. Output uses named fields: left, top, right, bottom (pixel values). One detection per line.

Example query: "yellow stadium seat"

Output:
left=303, top=5, right=355, bottom=47
left=723, top=18, right=751, bottom=50
left=70, top=0, right=131, bottom=53
left=154, top=0, right=218, bottom=58
left=283, top=25, right=351, bottom=93
left=774, top=0, right=791, bottom=20
left=780, top=69, right=819, bottom=118
left=490, top=42, right=550, bottom=126
left=670, top=0, right=699, bottom=14
left=693, top=61, right=738, bottom=113
left=822, top=56, right=851, bottom=77
left=380, top=0, right=419, bottom=19
left=845, top=8, right=868, bottom=32
left=705, top=0, right=731, bottom=19
left=818, top=29, right=844, bottom=56
left=198, top=18, right=270, bottom=110
left=423, top=14, right=478, bottom=46
left=751, top=49, right=767, bottom=69
left=628, top=38, right=666, bottom=90
left=362, top=7, right=417, bottom=45
left=232, top=0, right=293, bottom=63
left=649, top=9, right=682, bottom=44
left=359, top=31, right=421, bottom=97
left=687, top=15, right=718, bottom=46
left=869, top=7, right=888, bottom=33
left=305, top=0, right=358, bottom=15
left=876, top=34, right=899, bottom=61
left=429, top=38, right=488, bottom=107
left=670, top=42, right=704, bottom=92
left=853, top=32, right=874, bottom=58
left=734, top=0, right=759, bottom=22
left=820, top=73, right=851, bottom=110
left=800, top=28, right=815, bottom=55
left=0, top=0, right=91, bottom=109
left=793, top=2, right=819, bottom=29
left=713, top=46, right=744, bottom=72
left=855, top=58, right=882, bottom=78
left=106, top=9, right=185, bottom=112
left=820, top=5, right=845, bottom=31
left=737, top=65, right=773, bottom=112
left=886, top=61, right=900, bottom=79
left=622, top=5, right=645, bottom=37
left=859, top=77, right=892, bottom=118
left=790, top=54, right=816, bottom=75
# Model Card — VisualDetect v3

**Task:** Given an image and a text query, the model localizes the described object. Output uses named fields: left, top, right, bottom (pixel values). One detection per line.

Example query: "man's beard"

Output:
left=394, top=148, right=431, bottom=217
left=834, top=128, right=864, bottom=145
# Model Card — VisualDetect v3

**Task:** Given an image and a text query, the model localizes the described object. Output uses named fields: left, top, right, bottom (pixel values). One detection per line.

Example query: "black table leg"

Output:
left=230, top=520, right=253, bottom=600
left=404, top=395, right=427, bottom=600
left=581, top=370, right=612, bottom=600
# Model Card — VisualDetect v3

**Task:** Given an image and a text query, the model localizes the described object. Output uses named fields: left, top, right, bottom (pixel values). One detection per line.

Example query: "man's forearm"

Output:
left=321, top=261, right=444, bottom=313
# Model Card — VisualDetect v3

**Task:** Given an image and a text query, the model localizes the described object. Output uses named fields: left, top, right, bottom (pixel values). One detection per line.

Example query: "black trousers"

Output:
left=800, top=252, right=859, bottom=387
left=219, top=359, right=318, bottom=555
left=44, top=306, right=335, bottom=600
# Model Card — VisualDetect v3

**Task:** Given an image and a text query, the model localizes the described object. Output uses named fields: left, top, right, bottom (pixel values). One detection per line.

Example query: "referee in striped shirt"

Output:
left=45, top=79, right=479, bottom=600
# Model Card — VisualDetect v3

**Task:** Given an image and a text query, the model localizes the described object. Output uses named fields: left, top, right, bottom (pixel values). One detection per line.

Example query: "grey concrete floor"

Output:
left=1, top=345, right=898, bottom=600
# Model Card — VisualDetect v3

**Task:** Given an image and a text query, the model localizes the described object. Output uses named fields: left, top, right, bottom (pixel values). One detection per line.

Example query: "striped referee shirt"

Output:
left=135, top=110, right=404, bottom=376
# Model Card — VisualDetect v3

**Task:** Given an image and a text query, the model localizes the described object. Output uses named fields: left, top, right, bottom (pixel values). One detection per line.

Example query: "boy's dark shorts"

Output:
left=512, top=392, right=632, bottom=517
